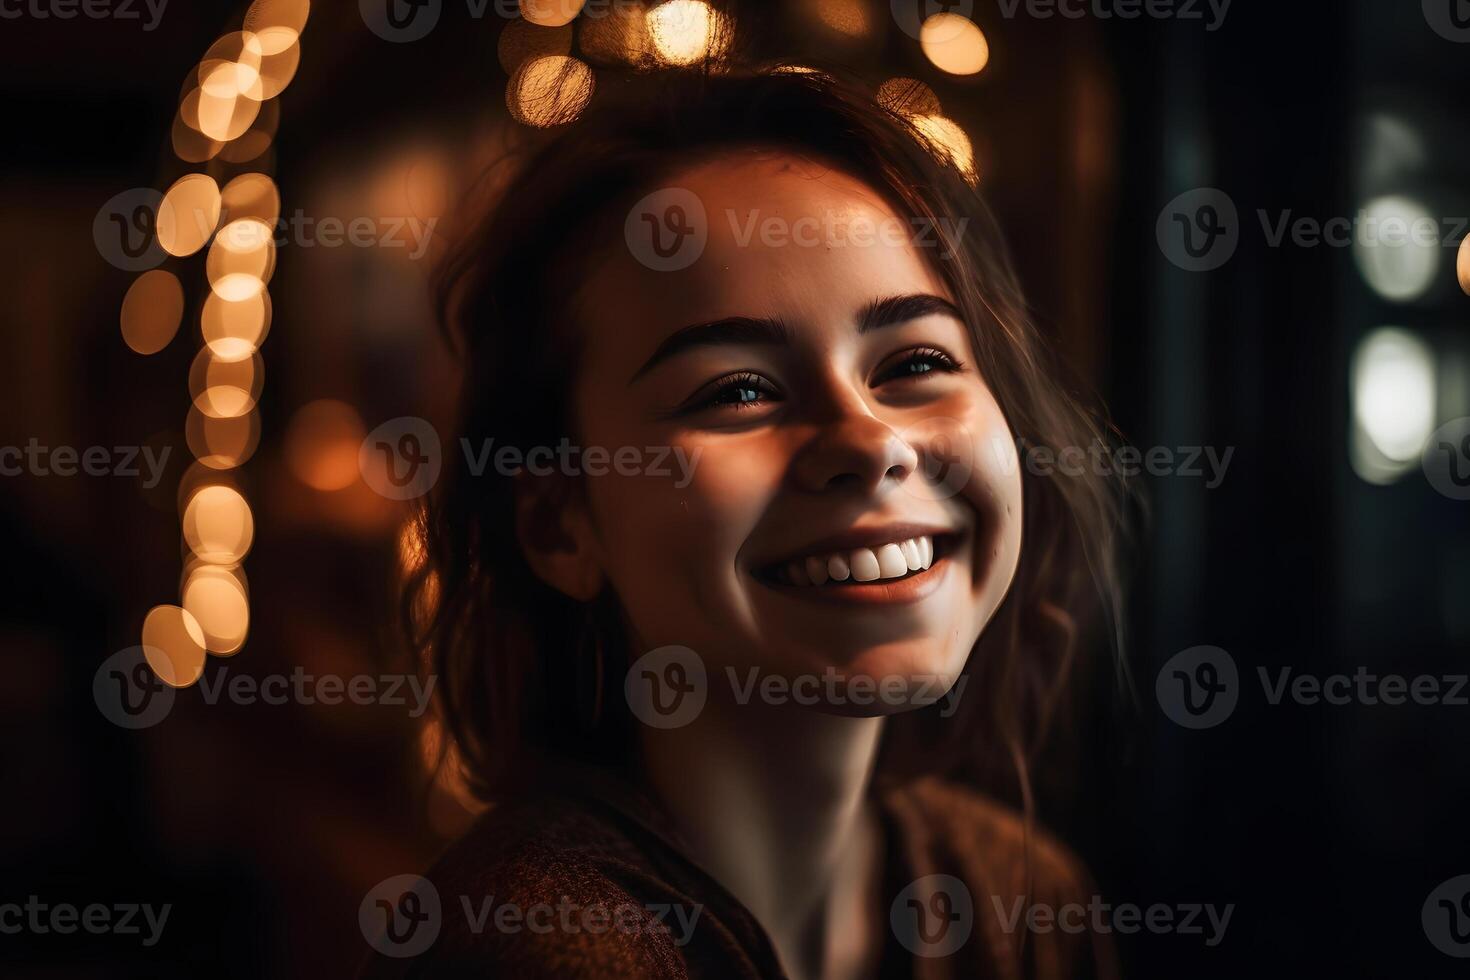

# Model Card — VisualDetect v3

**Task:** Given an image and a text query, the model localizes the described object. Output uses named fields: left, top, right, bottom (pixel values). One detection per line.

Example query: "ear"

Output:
left=514, top=473, right=606, bottom=602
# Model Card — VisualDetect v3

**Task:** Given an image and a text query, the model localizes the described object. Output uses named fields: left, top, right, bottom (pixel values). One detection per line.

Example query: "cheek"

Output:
left=954, top=390, right=1025, bottom=612
left=580, top=433, right=788, bottom=637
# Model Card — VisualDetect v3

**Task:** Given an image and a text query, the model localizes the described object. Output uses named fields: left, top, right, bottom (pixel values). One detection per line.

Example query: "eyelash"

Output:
left=684, top=347, right=964, bottom=415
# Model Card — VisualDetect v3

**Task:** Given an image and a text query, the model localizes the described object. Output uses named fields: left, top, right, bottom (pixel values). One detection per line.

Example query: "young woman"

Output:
left=368, top=66, right=1128, bottom=980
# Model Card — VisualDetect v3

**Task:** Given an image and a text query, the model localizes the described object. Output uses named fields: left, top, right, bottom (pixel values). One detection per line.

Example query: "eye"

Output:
left=683, top=371, right=782, bottom=414
left=873, top=346, right=964, bottom=385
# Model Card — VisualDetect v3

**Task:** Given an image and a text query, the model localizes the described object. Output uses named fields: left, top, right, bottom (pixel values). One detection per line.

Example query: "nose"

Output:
left=791, top=411, right=919, bottom=496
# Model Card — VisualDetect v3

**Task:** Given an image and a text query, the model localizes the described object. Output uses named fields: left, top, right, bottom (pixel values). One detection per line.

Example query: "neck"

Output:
left=638, top=693, right=886, bottom=980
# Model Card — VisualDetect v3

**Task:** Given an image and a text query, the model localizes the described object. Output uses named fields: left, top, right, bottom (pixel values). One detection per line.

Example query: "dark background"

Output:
left=2, top=0, right=1467, bottom=977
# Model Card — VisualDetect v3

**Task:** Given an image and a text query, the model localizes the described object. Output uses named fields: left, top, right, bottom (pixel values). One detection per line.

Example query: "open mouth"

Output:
left=756, top=532, right=960, bottom=590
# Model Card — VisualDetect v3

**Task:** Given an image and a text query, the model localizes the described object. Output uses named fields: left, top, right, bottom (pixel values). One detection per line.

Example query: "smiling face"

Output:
left=546, top=152, right=1023, bottom=714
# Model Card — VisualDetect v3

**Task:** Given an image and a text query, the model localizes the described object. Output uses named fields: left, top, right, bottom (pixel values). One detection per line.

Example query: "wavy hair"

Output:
left=405, top=65, right=1133, bottom=807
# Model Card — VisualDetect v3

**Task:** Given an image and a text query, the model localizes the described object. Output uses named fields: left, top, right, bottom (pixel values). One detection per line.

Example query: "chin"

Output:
left=742, top=636, right=975, bottom=718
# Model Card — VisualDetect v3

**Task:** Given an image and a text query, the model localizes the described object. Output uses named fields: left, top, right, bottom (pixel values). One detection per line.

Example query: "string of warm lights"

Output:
left=123, top=0, right=310, bottom=688
left=123, top=0, right=991, bottom=689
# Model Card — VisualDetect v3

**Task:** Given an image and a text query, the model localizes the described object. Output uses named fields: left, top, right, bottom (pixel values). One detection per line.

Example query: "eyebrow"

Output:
left=628, top=292, right=963, bottom=383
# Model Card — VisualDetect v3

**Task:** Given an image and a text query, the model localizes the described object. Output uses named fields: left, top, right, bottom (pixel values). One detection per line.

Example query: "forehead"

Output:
left=574, top=153, right=952, bottom=350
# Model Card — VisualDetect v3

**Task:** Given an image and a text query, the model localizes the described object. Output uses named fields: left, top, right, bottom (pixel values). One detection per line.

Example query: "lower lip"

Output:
left=758, top=557, right=952, bottom=606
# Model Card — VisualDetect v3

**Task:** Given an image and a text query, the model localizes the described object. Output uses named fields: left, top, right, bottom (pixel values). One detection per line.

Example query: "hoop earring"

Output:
left=575, top=610, right=605, bottom=733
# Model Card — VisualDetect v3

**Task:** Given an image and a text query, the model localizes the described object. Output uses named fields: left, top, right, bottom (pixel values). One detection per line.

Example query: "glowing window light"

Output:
left=1350, top=327, right=1437, bottom=484
left=182, top=564, right=250, bottom=655
left=920, top=13, right=989, bottom=76
left=646, top=0, right=730, bottom=67
left=201, top=290, right=272, bottom=359
left=120, top=270, right=185, bottom=355
left=157, top=173, right=222, bottom=257
left=1353, top=195, right=1441, bottom=302
left=523, top=0, right=585, bottom=28
left=183, top=484, right=256, bottom=564
left=285, top=399, right=367, bottom=492
left=910, top=114, right=976, bottom=180
left=877, top=77, right=941, bottom=117
left=142, top=604, right=208, bottom=688
left=507, top=55, right=595, bottom=128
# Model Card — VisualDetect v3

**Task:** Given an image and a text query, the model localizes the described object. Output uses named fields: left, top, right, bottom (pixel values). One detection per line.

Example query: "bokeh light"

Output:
left=285, top=399, right=367, bottom=492
left=507, top=55, right=596, bottom=127
left=142, top=604, right=208, bottom=688
left=220, top=172, right=281, bottom=226
left=182, top=564, right=251, bottom=655
left=910, top=114, right=976, bottom=180
left=120, top=270, right=185, bottom=355
left=183, top=483, right=256, bottom=564
left=1459, top=235, right=1470, bottom=297
left=578, top=1, right=651, bottom=66
left=877, top=77, right=941, bottom=117
left=498, top=18, right=573, bottom=74
left=157, top=173, right=222, bottom=257
left=813, top=0, right=870, bottom=38
left=522, top=0, right=585, bottom=28
left=207, top=217, right=276, bottom=300
left=201, top=289, right=273, bottom=360
left=1350, top=327, right=1437, bottom=483
left=1353, top=194, right=1440, bottom=302
left=646, top=0, right=730, bottom=67
left=920, top=13, right=990, bottom=76
left=186, top=405, right=262, bottom=470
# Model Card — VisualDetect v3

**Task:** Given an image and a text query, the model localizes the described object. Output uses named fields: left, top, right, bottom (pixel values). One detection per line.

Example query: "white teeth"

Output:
left=850, top=548, right=881, bottom=582
left=781, top=534, right=936, bottom=586
left=805, top=555, right=829, bottom=585
left=876, top=543, right=908, bottom=578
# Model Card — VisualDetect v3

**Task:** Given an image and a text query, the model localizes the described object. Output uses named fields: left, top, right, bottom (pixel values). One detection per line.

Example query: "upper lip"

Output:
left=754, top=522, right=960, bottom=569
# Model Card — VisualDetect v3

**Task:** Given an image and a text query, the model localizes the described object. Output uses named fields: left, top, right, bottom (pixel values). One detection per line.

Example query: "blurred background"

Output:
left=3, top=0, right=1468, bottom=976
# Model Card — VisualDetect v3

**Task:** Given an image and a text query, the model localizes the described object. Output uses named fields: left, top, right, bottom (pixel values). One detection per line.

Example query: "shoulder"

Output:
left=887, top=776, right=1094, bottom=899
left=884, top=776, right=1118, bottom=980
left=359, top=794, right=695, bottom=980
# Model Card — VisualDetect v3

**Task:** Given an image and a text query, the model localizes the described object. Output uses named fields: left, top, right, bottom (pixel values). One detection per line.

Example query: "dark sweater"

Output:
left=359, top=772, right=1117, bottom=979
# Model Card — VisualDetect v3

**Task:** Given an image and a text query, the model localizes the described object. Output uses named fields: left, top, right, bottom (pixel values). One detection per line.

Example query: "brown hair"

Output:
left=406, top=65, right=1132, bottom=805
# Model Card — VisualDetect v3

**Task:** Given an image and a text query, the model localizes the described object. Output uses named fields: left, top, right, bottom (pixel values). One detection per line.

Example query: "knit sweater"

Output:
left=358, top=771, right=1117, bottom=979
